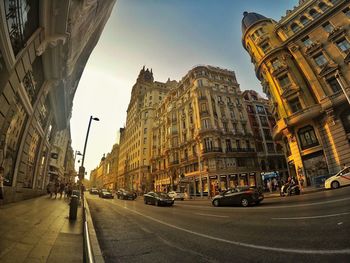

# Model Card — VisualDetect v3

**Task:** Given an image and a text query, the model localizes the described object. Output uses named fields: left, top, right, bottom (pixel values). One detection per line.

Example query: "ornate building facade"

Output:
left=117, top=68, right=177, bottom=193
left=0, top=0, right=115, bottom=202
left=242, top=0, right=350, bottom=186
left=151, top=66, right=260, bottom=197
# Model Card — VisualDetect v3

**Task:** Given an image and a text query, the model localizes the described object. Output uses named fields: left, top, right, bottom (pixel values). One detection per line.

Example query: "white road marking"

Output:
left=272, top=212, right=350, bottom=220
left=195, top=213, right=229, bottom=218
left=177, top=197, right=350, bottom=210
left=120, top=205, right=350, bottom=255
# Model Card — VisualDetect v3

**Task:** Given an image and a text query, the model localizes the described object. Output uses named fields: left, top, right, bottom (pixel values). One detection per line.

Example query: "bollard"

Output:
left=69, top=195, right=78, bottom=220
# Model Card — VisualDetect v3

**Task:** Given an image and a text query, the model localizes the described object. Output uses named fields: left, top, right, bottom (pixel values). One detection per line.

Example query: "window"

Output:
left=300, top=16, right=309, bottom=26
left=223, top=122, right=228, bottom=132
left=143, top=138, right=147, bottom=144
left=301, top=36, right=313, bottom=47
left=267, top=143, right=275, bottom=152
left=255, top=28, right=264, bottom=37
left=336, top=38, right=350, bottom=52
left=226, top=139, right=232, bottom=151
left=201, top=103, right=207, bottom=112
left=217, top=95, right=222, bottom=102
left=204, top=138, right=213, bottom=150
left=298, top=126, right=319, bottom=150
left=343, top=7, right=350, bottom=17
left=259, top=116, right=269, bottom=126
left=246, top=140, right=251, bottom=149
left=256, top=105, right=265, bottom=114
left=318, top=2, right=328, bottom=12
left=309, top=9, right=319, bottom=19
left=202, top=119, right=210, bottom=129
left=144, top=128, right=147, bottom=134
left=236, top=140, right=241, bottom=149
left=197, top=79, right=203, bottom=86
left=278, top=74, right=291, bottom=88
left=327, top=77, right=342, bottom=93
left=289, top=98, right=302, bottom=113
left=290, top=23, right=301, bottom=33
left=271, top=58, right=281, bottom=70
left=260, top=42, right=271, bottom=53
left=322, top=22, right=334, bottom=33
left=313, top=53, right=328, bottom=67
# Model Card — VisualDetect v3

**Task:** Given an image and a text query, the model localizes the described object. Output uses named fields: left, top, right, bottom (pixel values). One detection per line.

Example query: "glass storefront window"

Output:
left=0, top=94, right=28, bottom=186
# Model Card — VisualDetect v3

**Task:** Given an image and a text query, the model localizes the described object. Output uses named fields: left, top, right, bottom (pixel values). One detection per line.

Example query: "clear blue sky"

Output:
left=71, top=0, right=298, bottom=178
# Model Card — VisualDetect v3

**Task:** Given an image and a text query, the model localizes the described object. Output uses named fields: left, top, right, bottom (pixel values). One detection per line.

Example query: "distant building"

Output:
left=117, top=67, right=176, bottom=193
left=241, top=0, right=350, bottom=186
left=0, top=0, right=116, bottom=203
left=242, top=90, right=288, bottom=183
left=151, top=66, right=260, bottom=196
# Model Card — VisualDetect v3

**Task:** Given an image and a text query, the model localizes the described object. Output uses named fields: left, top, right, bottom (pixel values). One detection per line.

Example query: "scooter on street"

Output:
left=280, top=183, right=300, bottom=197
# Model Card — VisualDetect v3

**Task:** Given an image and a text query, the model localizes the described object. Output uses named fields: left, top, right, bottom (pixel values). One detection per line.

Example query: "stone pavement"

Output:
left=0, top=195, right=83, bottom=263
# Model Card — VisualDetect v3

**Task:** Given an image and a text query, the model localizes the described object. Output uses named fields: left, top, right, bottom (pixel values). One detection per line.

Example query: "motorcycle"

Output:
left=280, top=183, right=300, bottom=197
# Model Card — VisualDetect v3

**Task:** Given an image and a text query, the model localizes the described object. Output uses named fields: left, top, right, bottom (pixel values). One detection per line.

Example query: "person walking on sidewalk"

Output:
left=0, top=167, right=5, bottom=205
left=59, top=181, right=65, bottom=198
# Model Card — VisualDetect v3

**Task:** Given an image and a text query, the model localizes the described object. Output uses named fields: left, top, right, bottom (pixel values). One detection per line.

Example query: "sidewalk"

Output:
left=263, top=186, right=325, bottom=199
left=0, top=195, right=83, bottom=263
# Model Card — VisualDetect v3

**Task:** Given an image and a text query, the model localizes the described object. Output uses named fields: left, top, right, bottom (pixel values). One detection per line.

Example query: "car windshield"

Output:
left=156, top=193, right=170, bottom=198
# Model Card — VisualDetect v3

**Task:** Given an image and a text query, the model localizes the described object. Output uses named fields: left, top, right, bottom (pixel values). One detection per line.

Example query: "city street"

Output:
left=87, top=187, right=350, bottom=263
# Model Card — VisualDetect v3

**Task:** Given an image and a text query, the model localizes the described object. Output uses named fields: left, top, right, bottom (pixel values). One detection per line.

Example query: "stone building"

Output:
left=241, top=0, right=350, bottom=186
left=117, top=68, right=177, bottom=193
left=151, top=66, right=260, bottom=197
left=242, top=90, right=289, bottom=184
left=0, top=0, right=115, bottom=202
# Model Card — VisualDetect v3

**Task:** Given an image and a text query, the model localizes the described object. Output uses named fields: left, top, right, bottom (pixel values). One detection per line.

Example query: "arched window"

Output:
left=300, top=16, right=309, bottom=25
left=298, top=126, right=319, bottom=150
left=290, top=22, right=301, bottom=33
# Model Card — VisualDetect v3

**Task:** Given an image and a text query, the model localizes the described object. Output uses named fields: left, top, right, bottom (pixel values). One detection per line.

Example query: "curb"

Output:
left=84, top=197, right=105, bottom=263
left=264, top=187, right=325, bottom=199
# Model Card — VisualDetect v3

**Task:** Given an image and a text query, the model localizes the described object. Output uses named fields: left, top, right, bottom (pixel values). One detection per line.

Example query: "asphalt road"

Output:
left=87, top=187, right=350, bottom=263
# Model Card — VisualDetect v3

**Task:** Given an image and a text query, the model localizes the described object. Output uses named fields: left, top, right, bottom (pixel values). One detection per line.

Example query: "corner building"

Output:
left=151, top=66, right=259, bottom=197
left=241, top=0, right=350, bottom=186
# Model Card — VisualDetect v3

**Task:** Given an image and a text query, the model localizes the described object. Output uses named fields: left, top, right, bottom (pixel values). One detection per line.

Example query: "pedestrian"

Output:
left=48, top=181, right=55, bottom=198
left=0, top=167, right=5, bottom=205
left=59, top=181, right=65, bottom=198
left=298, top=175, right=304, bottom=192
left=267, top=179, right=272, bottom=193
left=54, top=180, right=60, bottom=198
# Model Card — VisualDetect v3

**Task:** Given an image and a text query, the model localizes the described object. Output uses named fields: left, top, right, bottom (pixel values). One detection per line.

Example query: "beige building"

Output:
left=242, top=0, right=350, bottom=186
left=117, top=68, right=177, bottom=192
left=151, top=66, right=260, bottom=197
left=242, top=90, right=288, bottom=185
left=0, top=0, right=116, bottom=203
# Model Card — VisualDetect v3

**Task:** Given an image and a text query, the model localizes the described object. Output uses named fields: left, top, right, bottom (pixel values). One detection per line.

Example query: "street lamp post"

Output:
left=79, top=115, right=99, bottom=181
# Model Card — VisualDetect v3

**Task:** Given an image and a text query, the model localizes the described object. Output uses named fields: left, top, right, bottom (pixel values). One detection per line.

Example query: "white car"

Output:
left=325, top=166, right=350, bottom=189
left=167, top=191, right=185, bottom=200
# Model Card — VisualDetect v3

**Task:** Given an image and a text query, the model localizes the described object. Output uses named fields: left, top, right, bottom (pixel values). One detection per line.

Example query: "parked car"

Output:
left=212, top=187, right=264, bottom=207
left=167, top=191, right=185, bottom=200
left=116, top=189, right=136, bottom=200
left=99, top=189, right=114, bottom=199
left=89, top=188, right=99, bottom=195
left=144, top=192, right=174, bottom=206
left=325, top=166, right=350, bottom=189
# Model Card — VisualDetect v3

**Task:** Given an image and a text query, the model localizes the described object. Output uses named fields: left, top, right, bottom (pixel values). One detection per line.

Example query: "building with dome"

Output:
left=241, top=0, right=350, bottom=187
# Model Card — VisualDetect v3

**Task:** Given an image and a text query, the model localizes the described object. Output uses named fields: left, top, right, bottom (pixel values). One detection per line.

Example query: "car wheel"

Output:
left=213, top=199, right=220, bottom=207
left=241, top=198, right=249, bottom=207
left=331, top=181, right=340, bottom=189
left=181, top=198, right=184, bottom=201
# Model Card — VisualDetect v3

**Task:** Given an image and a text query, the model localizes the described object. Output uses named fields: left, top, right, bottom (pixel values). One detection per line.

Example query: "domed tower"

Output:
left=241, top=2, right=350, bottom=186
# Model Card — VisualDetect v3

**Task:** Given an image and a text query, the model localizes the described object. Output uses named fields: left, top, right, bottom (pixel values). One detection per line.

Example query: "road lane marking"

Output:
left=177, top=197, right=350, bottom=210
left=120, top=205, right=350, bottom=255
left=195, top=213, right=229, bottom=218
left=272, top=212, right=350, bottom=220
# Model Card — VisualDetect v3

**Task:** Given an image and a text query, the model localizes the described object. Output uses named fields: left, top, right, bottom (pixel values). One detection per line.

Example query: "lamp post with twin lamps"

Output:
left=79, top=116, right=100, bottom=182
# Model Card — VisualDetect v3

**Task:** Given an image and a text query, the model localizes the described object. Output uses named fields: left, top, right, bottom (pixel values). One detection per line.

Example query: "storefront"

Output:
left=209, top=175, right=218, bottom=196
left=239, top=173, right=248, bottom=186
left=219, top=175, right=228, bottom=190
left=249, top=172, right=256, bottom=187
left=229, top=174, right=238, bottom=188
left=302, top=151, right=328, bottom=186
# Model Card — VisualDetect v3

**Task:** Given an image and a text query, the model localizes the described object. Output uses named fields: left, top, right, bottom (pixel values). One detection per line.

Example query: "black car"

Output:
left=116, top=189, right=136, bottom=200
left=144, top=192, right=174, bottom=206
left=99, top=189, right=114, bottom=199
left=212, top=187, right=264, bottom=207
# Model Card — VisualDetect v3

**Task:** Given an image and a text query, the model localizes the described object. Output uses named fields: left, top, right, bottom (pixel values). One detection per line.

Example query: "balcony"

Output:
left=170, top=160, right=179, bottom=165
left=198, top=96, right=207, bottom=101
left=202, top=147, right=222, bottom=154
left=226, top=148, right=255, bottom=153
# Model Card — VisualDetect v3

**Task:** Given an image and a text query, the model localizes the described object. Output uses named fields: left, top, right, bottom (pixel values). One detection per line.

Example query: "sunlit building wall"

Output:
left=151, top=66, right=260, bottom=197
left=0, top=0, right=116, bottom=203
left=241, top=0, right=350, bottom=186
left=117, top=68, right=176, bottom=192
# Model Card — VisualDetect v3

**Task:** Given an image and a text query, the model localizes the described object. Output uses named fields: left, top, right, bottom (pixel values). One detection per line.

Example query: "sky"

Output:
left=70, top=0, right=298, bottom=178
